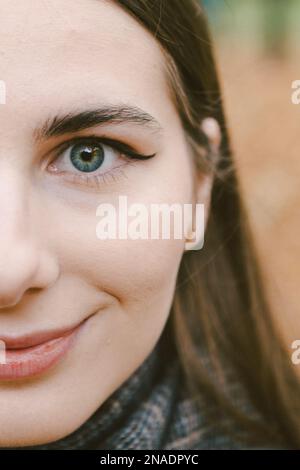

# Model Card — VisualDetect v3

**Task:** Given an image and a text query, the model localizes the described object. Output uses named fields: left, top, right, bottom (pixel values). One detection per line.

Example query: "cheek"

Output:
left=55, top=210, right=184, bottom=310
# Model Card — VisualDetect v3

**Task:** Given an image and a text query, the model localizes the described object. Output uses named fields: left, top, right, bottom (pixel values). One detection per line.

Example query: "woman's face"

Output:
left=0, top=0, right=211, bottom=446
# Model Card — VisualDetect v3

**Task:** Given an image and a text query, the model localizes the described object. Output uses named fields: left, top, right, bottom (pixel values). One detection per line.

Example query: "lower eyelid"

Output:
left=46, top=159, right=138, bottom=189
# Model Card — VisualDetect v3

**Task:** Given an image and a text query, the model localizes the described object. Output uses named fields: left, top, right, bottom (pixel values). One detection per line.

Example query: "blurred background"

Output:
left=202, top=0, right=300, bottom=350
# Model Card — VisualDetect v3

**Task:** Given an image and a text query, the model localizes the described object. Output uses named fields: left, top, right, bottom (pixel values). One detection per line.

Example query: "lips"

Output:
left=0, top=319, right=87, bottom=381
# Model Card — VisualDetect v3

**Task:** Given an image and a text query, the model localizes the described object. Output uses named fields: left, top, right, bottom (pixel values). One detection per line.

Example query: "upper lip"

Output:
left=0, top=321, right=84, bottom=350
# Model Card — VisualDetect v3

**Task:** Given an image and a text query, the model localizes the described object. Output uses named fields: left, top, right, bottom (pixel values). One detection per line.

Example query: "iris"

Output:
left=70, top=142, right=104, bottom=172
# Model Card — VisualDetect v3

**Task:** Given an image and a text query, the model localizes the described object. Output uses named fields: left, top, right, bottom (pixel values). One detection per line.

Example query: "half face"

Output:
left=0, top=0, right=209, bottom=446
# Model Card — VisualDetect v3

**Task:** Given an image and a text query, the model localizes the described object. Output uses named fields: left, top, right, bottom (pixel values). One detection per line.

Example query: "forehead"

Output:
left=0, top=0, right=170, bottom=120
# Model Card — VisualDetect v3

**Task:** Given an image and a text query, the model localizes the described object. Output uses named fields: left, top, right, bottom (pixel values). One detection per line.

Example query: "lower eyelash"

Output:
left=55, top=160, right=138, bottom=189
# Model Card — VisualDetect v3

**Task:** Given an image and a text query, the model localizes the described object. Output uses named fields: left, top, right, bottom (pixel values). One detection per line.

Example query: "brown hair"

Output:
left=115, top=0, right=300, bottom=447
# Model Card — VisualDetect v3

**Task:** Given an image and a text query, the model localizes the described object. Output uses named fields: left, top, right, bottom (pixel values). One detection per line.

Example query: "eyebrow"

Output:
left=33, top=104, right=163, bottom=141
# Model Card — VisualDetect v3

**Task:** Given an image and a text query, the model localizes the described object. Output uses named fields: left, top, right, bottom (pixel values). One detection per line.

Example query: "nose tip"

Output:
left=0, top=244, right=59, bottom=309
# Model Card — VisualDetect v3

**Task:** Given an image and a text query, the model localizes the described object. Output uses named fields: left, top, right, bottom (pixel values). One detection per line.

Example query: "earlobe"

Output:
left=184, top=174, right=213, bottom=251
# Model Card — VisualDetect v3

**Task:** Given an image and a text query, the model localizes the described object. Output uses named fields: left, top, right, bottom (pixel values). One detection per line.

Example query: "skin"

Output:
left=0, top=0, right=220, bottom=446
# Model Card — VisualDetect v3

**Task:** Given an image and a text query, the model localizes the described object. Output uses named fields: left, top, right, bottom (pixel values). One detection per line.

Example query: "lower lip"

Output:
left=0, top=322, right=86, bottom=381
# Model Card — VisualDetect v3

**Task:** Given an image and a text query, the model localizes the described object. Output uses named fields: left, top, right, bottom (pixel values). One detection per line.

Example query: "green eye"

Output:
left=47, top=136, right=158, bottom=190
left=70, top=142, right=104, bottom=172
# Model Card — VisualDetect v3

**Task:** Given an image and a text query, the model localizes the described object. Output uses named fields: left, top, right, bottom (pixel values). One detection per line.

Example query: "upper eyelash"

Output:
left=52, top=134, right=157, bottom=161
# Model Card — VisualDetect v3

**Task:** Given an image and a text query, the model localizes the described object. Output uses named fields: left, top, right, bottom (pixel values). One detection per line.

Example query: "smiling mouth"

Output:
left=0, top=317, right=91, bottom=381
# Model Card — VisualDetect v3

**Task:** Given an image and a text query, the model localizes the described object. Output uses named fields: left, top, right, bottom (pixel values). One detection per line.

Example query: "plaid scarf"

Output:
left=3, top=319, right=287, bottom=450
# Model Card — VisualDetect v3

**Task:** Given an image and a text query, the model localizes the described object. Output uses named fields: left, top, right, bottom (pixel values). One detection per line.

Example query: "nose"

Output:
left=0, top=171, right=59, bottom=308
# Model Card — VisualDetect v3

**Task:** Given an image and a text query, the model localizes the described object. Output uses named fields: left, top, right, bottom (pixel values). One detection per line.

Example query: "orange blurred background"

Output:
left=205, top=0, right=300, bottom=350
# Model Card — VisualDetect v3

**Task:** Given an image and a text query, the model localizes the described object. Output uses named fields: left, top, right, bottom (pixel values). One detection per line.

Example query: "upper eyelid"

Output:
left=42, top=134, right=156, bottom=163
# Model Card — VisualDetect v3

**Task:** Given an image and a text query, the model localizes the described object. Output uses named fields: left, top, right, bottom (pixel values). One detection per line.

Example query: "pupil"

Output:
left=81, top=150, right=93, bottom=161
